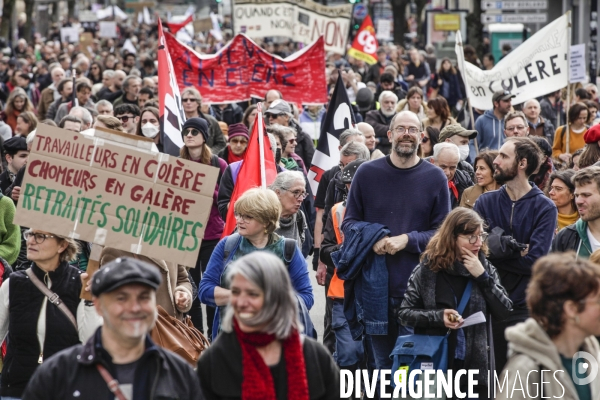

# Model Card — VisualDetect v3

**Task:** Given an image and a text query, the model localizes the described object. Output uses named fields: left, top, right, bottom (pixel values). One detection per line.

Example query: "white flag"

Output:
left=456, top=13, right=569, bottom=110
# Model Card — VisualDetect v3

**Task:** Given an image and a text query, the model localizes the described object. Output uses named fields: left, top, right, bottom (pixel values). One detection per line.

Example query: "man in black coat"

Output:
left=364, top=90, right=398, bottom=154
left=22, top=258, right=203, bottom=400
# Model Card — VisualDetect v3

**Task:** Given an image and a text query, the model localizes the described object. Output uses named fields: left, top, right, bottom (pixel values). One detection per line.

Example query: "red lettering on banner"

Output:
left=165, top=33, right=327, bottom=105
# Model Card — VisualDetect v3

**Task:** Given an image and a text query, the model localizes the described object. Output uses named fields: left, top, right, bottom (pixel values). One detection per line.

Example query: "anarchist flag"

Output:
left=307, top=73, right=356, bottom=195
left=158, top=19, right=186, bottom=156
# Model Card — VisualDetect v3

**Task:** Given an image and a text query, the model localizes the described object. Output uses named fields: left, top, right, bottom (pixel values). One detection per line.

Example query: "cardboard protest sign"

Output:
left=455, top=13, right=568, bottom=110
left=165, top=32, right=327, bottom=105
left=14, top=125, right=219, bottom=268
left=232, top=0, right=351, bottom=55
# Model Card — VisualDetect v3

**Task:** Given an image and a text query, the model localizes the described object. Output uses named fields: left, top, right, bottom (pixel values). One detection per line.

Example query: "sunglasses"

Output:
left=182, top=98, right=197, bottom=103
left=183, top=128, right=201, bottom=137
left=422, top=137, right=429, bottom=143
left=288, top=138, right=297, bottom=144
left=116, top=115, right=134, bottom=123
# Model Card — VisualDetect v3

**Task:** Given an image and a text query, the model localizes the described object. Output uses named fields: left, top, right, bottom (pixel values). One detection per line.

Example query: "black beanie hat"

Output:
left=182, top=117, right=209, bottom=143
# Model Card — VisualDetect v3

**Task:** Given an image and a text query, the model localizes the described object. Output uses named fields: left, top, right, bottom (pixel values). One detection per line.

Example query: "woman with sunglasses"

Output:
left=398, top=207, right=512, bottom=397
left=180, top=87, right=226, bottom=154
left=179, top=117, right=228, bottom=335
left=200, top=188, right=313, bottom=341
left=268, top=124, right=307, bottom=175
left=419, top=126, right=440, bottom=158
left=86, top=62, right=103, bottom=85
left=217, top=123, right=249, bottom=165
left=0, top=229, right=102, bottom=399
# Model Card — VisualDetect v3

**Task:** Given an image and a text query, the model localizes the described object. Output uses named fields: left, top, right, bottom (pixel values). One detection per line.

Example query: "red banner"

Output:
left=347, top=16, right=378, bottom=65
left=165, top=33, right=327, bottom=105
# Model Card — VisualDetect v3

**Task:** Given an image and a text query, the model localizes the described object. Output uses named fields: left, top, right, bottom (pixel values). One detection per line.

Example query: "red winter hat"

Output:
left=584, top=124, right=600, bottom=144
left=228, top=123, right=249, bottom=141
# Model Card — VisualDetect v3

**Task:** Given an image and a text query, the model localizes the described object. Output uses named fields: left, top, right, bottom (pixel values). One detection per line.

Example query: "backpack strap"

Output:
left=283, top=238, right=297, bottom=265
left=223, top=233, right=242, bottom=262
left=456, top=280, right=473, bottom=315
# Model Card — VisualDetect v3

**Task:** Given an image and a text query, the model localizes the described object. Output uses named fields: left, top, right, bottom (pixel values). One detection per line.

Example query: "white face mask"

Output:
left=141, top=122, right=159, bottom=138
left=458, top=144, right=469, bottom=161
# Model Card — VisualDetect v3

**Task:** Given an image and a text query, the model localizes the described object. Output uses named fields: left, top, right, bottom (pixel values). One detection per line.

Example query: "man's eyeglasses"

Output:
left=182, top=98, right=197, bottom=103
left=391, top=126, right=420, bottom=135
left=234, top=213, right=254, bottom=223
left=505, top=125, right=527, bottom=131
left=268, top=114, right=280, bottom=120
left=183, top=129, right=201, bottom=137
left=283, top=189, right=309, bottom=199
left=459, top=233, right=489, bottom=244
left=23, top=230, right=56, bottom=244
left=116, top=115, right=134, bottom=123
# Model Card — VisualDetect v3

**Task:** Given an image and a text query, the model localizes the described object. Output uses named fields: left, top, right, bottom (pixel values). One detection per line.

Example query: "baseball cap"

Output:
left=492, top=90, right=516, bottom=103
left=265, top=99, right=292, bottom=116
left=91, top=257, right=162, bottom=296
left=439, top=123, right=478, bottom=142
left=341, top=159, right=368, bottom=184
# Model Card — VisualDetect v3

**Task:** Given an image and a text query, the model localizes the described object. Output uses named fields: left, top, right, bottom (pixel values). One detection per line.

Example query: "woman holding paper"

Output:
left=398, top=207, right=512, bottom=397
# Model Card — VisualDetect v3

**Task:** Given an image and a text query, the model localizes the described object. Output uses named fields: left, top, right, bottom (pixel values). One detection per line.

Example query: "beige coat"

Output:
left=459, top=184, right=484, bottom=209
left=370, top=148, right=386, bottom=159
left=496, top=318, right=600, bottom=400
left=99, top=248, right=193, bottom=320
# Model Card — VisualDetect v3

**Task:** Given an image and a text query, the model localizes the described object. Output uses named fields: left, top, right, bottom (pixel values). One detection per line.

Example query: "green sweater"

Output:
left=0, top=194, right=20, bottom=265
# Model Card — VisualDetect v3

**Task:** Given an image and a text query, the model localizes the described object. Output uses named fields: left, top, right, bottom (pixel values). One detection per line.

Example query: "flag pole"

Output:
left=455, top=30, right=478, bottom=154
left=257, top=103, right=267, bottom=189
left=566, top=10, right=572, bottom=155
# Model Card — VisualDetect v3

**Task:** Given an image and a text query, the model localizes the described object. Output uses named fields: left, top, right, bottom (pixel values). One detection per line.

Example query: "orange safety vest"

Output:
left=328, top=202, right=346, bottom=299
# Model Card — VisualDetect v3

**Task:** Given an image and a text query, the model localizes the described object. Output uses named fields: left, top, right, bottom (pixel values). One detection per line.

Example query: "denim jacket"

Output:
left=332, top=222, right=390, bottom=339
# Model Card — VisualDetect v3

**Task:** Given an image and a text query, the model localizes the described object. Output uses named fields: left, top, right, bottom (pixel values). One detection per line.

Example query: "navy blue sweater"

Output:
left=342, top=157, right=450, bottom=297
left=474, top=185, right=557, bottom=307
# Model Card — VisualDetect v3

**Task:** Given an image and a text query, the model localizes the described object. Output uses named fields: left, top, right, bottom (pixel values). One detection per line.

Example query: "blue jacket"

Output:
left=199, top=234, right=314, bottom=340
left=473, top=184, right=557, bottom=306
left=332, top=222, right=390, bottom=339
left=471, top=109, right=505, bottom=161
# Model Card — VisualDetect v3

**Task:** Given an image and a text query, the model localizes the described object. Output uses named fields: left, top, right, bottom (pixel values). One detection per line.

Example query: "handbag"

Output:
left=150, top=305, right=210, bottom=366
left=25, top=268, right=77, bottom=330
left=390, top=280, right=473, bottom=383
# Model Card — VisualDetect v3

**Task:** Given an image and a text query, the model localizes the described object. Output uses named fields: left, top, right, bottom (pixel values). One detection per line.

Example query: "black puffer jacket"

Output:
left=453, top=168, right=474, bottom=209
left=22, top=328, right=203, bottom=400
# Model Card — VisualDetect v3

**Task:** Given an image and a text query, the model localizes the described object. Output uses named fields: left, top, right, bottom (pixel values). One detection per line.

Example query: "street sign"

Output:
left=481, top=13, right=547, bottom=24
left=481, top=1, right=548, bottom=10
left=353, top=4, right=368, bottom=20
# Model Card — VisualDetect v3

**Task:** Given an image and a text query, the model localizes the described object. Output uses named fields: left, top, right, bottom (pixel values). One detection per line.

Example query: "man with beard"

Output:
left=22, top=258, right=202, bottom=399
left=342, top=110, right=450, bottom=397
left=552, top=167, right=600, bottom=258
left=365, top=90, right=398, bottom=155
left=474, top=137, right=557, bottom=373
left=473, top=90, right=514, bottom=156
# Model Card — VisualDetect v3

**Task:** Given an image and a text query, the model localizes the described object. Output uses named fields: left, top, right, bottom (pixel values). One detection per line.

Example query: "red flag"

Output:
left=347, top=16, right=378, bottom=65
left=165, top=14, right=193, bottom=34
left=222, top=108, right=277, bottom=237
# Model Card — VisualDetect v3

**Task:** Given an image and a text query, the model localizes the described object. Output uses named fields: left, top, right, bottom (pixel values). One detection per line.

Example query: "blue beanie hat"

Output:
left=182, top=117, right=209, bottom=142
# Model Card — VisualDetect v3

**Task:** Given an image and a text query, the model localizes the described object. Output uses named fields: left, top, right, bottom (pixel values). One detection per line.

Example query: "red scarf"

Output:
left=448, top=180, right=459, bottom=200
left=227, top=148, right=245, bottom=164
left=233, top=319, right=309, bottom=400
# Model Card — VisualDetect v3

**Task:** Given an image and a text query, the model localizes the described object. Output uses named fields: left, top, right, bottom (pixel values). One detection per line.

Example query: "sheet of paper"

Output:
left=460, top=311, right=486, bottom=328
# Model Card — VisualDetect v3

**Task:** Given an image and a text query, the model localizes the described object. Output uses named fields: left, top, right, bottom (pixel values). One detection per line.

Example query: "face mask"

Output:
left=458, top=145, right=469, bottom=161
left=141, top=122, right=159, bottom=138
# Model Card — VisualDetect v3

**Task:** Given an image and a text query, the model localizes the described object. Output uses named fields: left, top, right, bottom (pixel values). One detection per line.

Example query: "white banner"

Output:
left=455, top=13, right=569, bottom=110
left=233, top=0, right=352, bottom=55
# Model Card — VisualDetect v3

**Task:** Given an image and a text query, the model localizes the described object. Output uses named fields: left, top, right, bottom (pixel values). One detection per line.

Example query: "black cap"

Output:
left=4, top=136, right=27, bottom=154
left=355, top=88, right=374, bottom=113
left=92, top=257, right=162, bottom=296
left=182, top=117, right=209, bottom=143
left=341, top=159, right=368, bottom=184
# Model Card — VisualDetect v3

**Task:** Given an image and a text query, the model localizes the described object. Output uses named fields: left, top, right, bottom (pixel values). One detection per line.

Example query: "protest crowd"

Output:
left=0, top=2, right=599, bottom=400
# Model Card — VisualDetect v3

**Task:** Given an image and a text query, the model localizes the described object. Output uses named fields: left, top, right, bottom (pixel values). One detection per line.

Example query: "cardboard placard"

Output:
left=14, top=125, right=219, bottom=268
left=80, top=244, right=103, bottom=300
left=193, top=17, right=213, bottom=33
left=80, top=32, right=95, bottom=58
left=61, top=27, right=80, bottom=43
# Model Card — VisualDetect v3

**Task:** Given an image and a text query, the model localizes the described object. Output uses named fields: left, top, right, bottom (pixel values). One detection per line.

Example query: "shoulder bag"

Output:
left=390, top=280, right=473, bottom=386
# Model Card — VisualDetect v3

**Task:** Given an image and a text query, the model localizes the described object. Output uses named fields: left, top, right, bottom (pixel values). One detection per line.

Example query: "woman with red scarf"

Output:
left=197, top=251, right=339, bottom=399
left=218, top=123, right=249, bottom=165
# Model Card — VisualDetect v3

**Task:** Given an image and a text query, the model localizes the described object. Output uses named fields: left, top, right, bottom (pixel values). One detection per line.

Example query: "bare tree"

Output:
left=23, top=0, right=34, bottom=42
left=0, top=0, right=16, bottom=40
left=391, top=0, right=428, bottom=46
